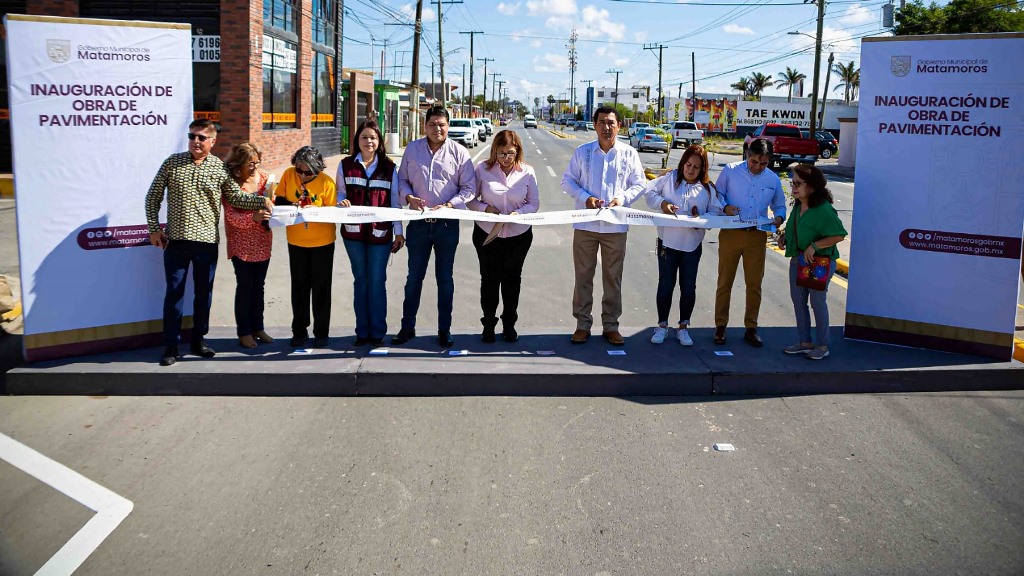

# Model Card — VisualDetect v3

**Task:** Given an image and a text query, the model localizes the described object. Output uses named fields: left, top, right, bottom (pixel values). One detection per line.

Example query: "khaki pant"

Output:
left=714, top=228, right=768, bottom=329
left=572, top=229, right=627, bottom=332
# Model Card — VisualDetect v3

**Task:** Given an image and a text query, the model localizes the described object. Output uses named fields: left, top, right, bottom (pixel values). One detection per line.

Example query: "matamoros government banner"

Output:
left=846, top=34, right=1024, bottom=360
left=6, top=15, right=192, bottom=361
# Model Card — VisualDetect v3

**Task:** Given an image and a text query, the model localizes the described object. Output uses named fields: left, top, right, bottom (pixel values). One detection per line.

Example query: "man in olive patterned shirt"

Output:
left=145, top=119, right=272, bottom=366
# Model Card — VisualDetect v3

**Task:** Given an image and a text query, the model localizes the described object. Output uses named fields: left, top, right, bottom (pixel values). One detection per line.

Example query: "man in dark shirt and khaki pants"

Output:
left=145, top=119, right=272, bottom=366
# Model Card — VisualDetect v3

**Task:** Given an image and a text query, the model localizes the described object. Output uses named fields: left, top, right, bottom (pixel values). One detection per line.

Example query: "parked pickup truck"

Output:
left=668, top=121, right=704, bottom=149
left=743, top=123, right=818, bottom=168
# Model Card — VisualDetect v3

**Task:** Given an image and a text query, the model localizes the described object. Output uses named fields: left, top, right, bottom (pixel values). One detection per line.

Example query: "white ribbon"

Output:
left=269, top=206, right=774, bottom=231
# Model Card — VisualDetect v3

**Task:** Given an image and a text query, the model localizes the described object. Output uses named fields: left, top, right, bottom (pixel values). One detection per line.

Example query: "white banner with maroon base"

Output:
left=6, top=15, right=193, bottom=361
left=846, top=33, right=1024, bottom=360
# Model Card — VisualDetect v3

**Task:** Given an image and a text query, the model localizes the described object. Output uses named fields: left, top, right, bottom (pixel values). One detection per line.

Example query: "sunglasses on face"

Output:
left=295, top=167, right=316, bottom=177
left=497, top=151, right=517, bottom=158
left=791, top=180, right=805, bottom=187
left=187, top=133, right=212, bottom=142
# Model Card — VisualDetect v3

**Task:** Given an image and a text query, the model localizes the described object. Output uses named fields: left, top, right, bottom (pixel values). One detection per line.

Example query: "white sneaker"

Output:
left=677, top=328, right=694, bottom=346
left=651, top=326, right=668, bottom=344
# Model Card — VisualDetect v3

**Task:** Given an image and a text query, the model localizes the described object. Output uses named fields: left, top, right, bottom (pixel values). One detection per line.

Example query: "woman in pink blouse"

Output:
left=468, top=129, right=540, bottom=343
left=223, top=142, right=275, bottom=349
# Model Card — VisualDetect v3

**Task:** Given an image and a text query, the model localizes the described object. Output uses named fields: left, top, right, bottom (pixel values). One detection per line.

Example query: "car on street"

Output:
left=743, top=123, right=818, bottom=168
left=629, top=127, right=668, bottom=152
left=801, top=129, right=839, bottom=159
left=448, top=118, right=479, bottom=147
left=660, top=123, right=672, bottom=131
left=668, top=121, right=704, bottom=149
left=472, top=118, right=487, bottom=142
left=628, top=122, right=650, bottom=137
left=573, top=121, right=588, bottom=131
left=523, top=114, right=537, bottom=128
left=481, top=118, right=494, bottom=135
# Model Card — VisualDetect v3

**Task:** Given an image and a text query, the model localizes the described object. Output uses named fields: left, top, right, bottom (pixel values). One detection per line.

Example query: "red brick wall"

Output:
left=28, top=1, right=78, bottom=16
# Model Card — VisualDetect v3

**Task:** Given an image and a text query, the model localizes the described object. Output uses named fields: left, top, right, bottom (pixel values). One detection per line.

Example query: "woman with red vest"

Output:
left=336, top=120, right=405, bottom=346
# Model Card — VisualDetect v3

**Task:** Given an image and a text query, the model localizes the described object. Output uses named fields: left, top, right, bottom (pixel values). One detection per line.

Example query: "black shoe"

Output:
left=714, top=326, right=727, bottom=345
left=354, top=336, right=369, bottom=346
left=503, top=327, right=519, bottom=343
left=368, top=337, right=385, bottom=347
left=391, top=328, right=415, bottom=345
left=190, top=341, right=216, bottom=358
left=159, top=346, right=178, bottom=366
left=313, top=336, right=329, bottom=348
left=290, top=334, right=308, bottom=347
left=744, top=328, right=763, bottom=348
left=438, top=331, right=454, bottom=348
left=481, top=326, right=496, bottom=343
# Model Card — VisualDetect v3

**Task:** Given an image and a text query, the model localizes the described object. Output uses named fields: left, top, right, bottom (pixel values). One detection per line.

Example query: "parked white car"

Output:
left=448, top=119, right=479, bottom=147
left=628, top=122, right=650, bottom=137
left=480, top=118, right=494, bottom=135
left=669, top=121, right=704, bottom=148
left=629, top=127, right=668, bottom=152
left=472, top=118, right=488, bottom=142
left=523, top=114, right=538, bottom=128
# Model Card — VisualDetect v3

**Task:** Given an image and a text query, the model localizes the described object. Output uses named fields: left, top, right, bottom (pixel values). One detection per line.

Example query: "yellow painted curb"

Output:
left=836, top=258, right=849, bottom=275
left=1014, top=338, right=1024, bottom=362
left=0, top=175, right=13, bottom=198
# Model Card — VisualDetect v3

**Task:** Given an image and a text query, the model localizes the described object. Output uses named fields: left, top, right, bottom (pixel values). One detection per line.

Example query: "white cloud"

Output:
left=576, top=6, right=626, bottom=41
left=596, top=46, right=608, bottom=57
left=533, top=52, right=569, bottom=73
left=510, top=28, right=531, bottom=42
left=497, top=2, right=522, bottom=15
left=399, top=3, right=436, bottom=22
left=634, top=31, right=648, bottom=43
left=526, top=0, right=577, bottom=17
left=723, top=24, right=755, bottom=35
left=530, top=39, right=543, bottom=48
left=839, top=3, right=874, bottom=26
left=614, top=57, right=629, bottom=66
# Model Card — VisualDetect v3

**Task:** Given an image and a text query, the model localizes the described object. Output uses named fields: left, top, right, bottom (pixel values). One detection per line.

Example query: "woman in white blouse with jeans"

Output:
left=645, top=145, right=725, bottom=346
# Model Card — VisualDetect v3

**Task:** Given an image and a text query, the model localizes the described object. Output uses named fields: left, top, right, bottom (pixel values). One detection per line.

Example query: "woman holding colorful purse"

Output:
left=776, top=164, right=847, bottom=360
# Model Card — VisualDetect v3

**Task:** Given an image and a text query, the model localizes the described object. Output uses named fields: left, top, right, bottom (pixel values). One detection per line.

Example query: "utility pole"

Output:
left=644, top=43, right=666, bottom=122
left=607, top=69, right=622, bottom=108
left=808, top=0, right=826, bottom=135
left=435, top=0, right=464, bottom=106
left=491, top=72, right=502, bottom=120
left=497, top=80, right=506, bottom=119
left=461, top=62, right=466, bottom=117
left=819, top=51, right=835, bottom=132
left=581, top=79, right=593, bottom=119
left=459, top=31, right=483, bottom=118
left=478, top=57, right=493, bottom=119
left=691, top=52, right=696, bottom=122
left=567, top=29, right=578, bottom=118
left=409, top=0, right=423, bottom=141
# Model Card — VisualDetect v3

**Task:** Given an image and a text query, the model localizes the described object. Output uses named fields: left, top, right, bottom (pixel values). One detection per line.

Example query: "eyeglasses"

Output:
left=497, top=151, right=517, bottom=158
left=791, top=180, right=805, bottom=187
left=247, top=161, right=260, bottom=168
left=295, top=167, right=316, bottom=177
left=187, top=133, right=212, bottom=142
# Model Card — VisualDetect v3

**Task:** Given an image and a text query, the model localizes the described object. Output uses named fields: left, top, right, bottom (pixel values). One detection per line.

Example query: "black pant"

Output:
left=656, top=241, right=702, bottom=325
left=472, top=225, right=533, bottom=327
left=288, top=243, right=335, bottom=339
left=231, top=257, right=270, bottom=337
left=162, top=240, right=218, bottom=347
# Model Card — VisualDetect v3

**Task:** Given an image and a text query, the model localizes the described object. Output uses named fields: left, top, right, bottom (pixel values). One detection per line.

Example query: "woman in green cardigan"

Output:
left=777, top=164, right=848, bottom=360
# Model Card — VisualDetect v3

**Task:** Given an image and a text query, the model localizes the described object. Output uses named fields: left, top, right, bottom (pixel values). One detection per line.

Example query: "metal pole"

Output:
left=409, top=0, right=423, bottom=141
left=819, top=51, right=835, bottom=133
left=437, top=0, right=445, bottom=106
left=809, top=0, right=826, bottom=135
left=691, top=52, right=696, bottom=122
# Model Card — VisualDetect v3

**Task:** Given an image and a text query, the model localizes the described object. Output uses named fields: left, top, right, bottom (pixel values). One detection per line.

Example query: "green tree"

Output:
left=832, top=61, right=860, bottom=105
left=894, top=0, right=1024, bottom=35
left=730, top=76, right=752, bottom=97
left=774, top=67, right=807, bottom=103
left=749, top=72, right=773, bottom=101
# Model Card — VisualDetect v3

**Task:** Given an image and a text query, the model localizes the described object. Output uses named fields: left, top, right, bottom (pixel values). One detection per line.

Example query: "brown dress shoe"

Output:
left=714, top=326, right=727, bottom=345
left=744, top=328, right=763, bottom=348
left=602, top=330, right=625, bottom=345
left=570, top=329, right=590, bottom=344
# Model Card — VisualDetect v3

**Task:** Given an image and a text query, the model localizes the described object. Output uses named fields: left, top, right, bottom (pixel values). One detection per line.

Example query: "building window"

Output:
left=597, top=90, right=604, bottom=97
left=633, top=92, right=640, bottom=99
left=263, top=0, right=298, bottom=34
left=263, top=35, right=297, bottom=130
left=312, top=51, right=335, bottom=128
left=311, top=0, right=336, bottom=47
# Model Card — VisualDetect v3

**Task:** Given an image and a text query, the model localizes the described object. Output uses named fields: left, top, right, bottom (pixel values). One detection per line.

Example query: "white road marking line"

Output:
left=0, top=432, right=134, bottom=576
left=546, top=165, right=557, bottom=178
left=536, top=148, right=543, bottom=155
left=471, top=144, right=491, bottom=162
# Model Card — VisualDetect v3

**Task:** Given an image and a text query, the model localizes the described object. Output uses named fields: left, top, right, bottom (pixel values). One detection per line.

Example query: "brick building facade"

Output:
left=0, top=0, right=344, bottom=171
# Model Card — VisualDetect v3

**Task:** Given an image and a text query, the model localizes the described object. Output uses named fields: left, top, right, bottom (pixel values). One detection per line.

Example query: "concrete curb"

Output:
left=1015, top=338, right=1024, bottom=362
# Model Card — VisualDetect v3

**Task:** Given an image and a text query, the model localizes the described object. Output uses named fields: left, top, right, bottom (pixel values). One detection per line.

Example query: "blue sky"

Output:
left=341, top=0, right=891, bottom=105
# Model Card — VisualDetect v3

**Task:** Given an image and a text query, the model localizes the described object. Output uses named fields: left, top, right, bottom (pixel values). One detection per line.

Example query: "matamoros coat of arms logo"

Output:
left=46, top=39, right=71, bottom=63
left=891, top=55, right=911, bottom=77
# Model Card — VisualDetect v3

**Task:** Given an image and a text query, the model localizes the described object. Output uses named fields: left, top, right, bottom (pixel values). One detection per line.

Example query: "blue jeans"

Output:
left=401, top=219, right=459, bottom=332
left=343, top=238, right=392, bottom=339
left=231, top=257, right=270, bottom=337
left=789, top=256, right=837, bottom=347
left=162, top=240, right=218, bottom=347
left=656, top=241, right=702, bottom=325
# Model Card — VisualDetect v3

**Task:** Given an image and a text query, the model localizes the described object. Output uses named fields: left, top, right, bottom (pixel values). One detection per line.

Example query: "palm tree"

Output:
left=749, top=72, right=773, bottom=101
left=832, top=61, right=860, bottom=105
left=730, top=76, right=752, bottom=97
left=774, top=67, right=806, bottom=103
